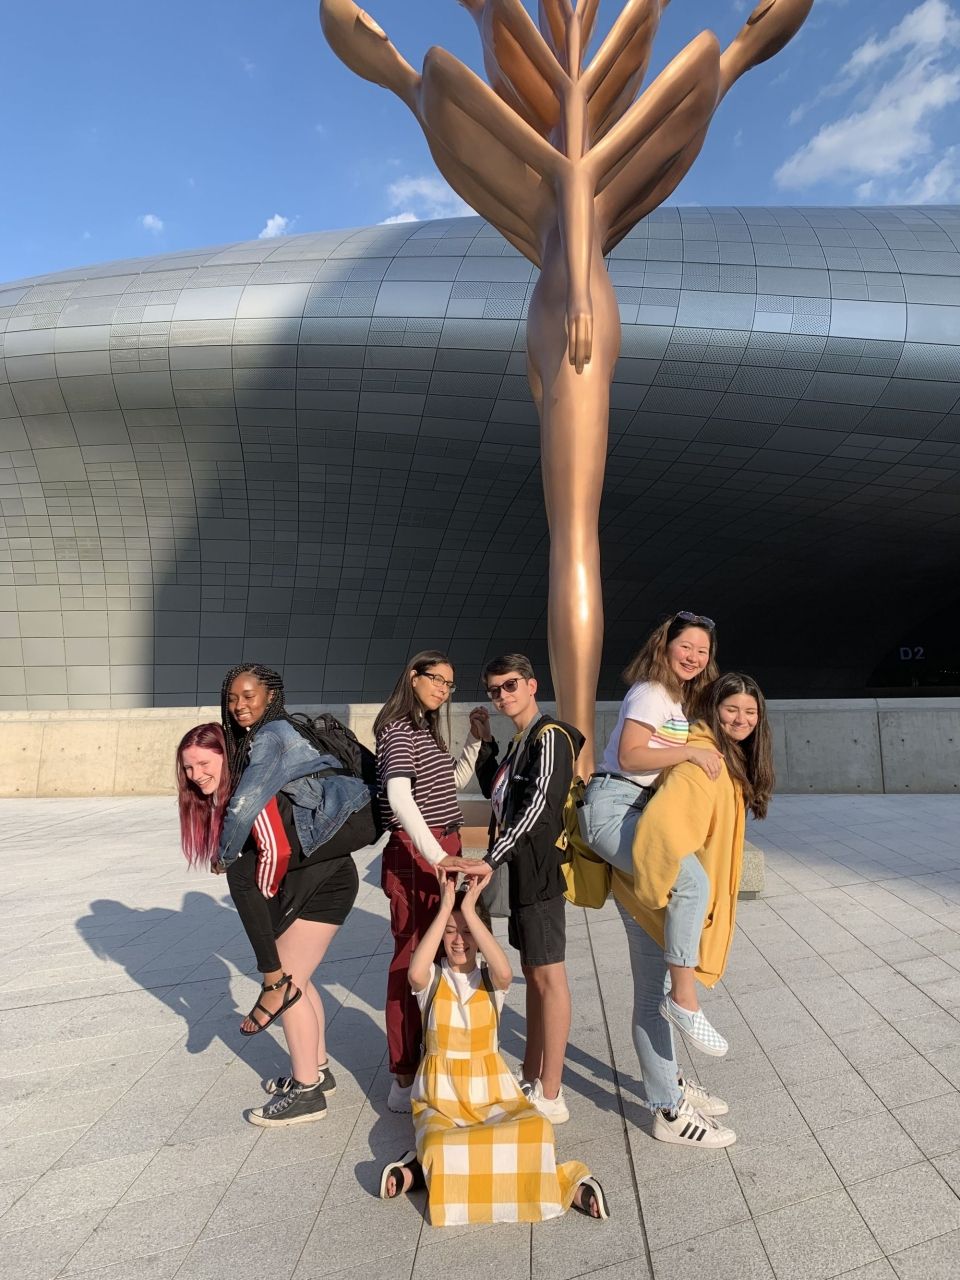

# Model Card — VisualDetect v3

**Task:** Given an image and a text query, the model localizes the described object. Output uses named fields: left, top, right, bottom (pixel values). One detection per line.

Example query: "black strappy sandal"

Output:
left=573, top=1177, right=610, bottom=1221
left=239, top=972, right=302, bottom=1036
left=378, top=1150, right=425, bottom=1200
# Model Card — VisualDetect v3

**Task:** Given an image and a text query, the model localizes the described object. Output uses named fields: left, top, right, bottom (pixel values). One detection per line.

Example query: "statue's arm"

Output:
left=581, top=0, right=663, bottom=139
left=718, top=0, right=814, bottom=99
left=586, top=30, right=721, bottom=188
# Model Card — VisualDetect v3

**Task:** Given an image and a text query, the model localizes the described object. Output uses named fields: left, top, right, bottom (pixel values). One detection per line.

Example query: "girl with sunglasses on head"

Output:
left=612, top=673, right=775, bottom=1149
left=374, top=651, right=492, bottom=1115
left=579, top=613, right=726, bottom=1052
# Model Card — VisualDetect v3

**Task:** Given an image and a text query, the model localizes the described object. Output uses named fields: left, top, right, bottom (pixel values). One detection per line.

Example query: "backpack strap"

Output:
left=420, top=964, right=444, bottom=1032
left=534, top=720, right=576, bottom=765
left=479, top=963, right=501, bottom=1038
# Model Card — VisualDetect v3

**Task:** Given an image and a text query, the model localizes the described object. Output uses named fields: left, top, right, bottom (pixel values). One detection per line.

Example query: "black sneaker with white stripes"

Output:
left=652, top=1097, right=736, bottom=1148
left=247, top=1079, right=327, bottom=1127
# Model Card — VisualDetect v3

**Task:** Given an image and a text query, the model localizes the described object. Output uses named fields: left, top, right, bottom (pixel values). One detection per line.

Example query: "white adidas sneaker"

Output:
left=653, top=1098, right=736, bottom=1148
left=679, top=1074, right=729, bottom=1117
left=660, top=997, right=729, bottom=1057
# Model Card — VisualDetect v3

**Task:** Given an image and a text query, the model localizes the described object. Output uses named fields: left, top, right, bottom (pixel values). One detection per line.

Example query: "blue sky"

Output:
left=1, top=1, right=957, bottom=283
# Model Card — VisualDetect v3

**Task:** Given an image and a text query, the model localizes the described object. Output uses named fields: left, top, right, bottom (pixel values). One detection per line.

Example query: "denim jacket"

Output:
left=217, top=719, right=372, bottom=869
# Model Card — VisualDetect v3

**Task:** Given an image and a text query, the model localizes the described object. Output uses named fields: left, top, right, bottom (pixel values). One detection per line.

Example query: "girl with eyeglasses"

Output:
left=374, top=650, right=491, bottom=1114
left=579, top=613, right=725, bottom=1053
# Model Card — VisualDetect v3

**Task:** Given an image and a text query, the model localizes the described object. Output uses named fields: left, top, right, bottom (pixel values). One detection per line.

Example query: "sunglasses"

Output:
left=675, top=611, right=716, bottom=630
left=486, top=677, right=524, bottom=700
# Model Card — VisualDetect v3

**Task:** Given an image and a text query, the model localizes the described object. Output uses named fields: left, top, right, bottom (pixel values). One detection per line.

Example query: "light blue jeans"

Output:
left=579, top=773, right=710, bottom=968
left=616, top=900, right=682, bottom=1112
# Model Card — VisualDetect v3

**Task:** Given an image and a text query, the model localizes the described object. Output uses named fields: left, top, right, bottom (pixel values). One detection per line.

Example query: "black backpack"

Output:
left=290, top=711, right=378, bottom=786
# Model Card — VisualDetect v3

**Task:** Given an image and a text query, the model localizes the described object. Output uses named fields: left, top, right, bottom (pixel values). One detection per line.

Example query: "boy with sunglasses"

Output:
left=469, top=654, right=584, bottom=1123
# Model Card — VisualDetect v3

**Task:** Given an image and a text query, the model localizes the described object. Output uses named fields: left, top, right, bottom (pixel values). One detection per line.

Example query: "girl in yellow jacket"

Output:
left=612, top=673, right=775, bottom=1149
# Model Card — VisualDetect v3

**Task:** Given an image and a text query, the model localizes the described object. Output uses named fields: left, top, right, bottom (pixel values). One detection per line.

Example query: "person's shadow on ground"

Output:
left=75, top=892, right=390, bottom=1084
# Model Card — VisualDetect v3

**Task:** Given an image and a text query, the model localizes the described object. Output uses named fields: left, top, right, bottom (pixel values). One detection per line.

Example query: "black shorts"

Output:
left=276, top=855, right=359, bottom=934
left=508, top=894, right=567, bottom=967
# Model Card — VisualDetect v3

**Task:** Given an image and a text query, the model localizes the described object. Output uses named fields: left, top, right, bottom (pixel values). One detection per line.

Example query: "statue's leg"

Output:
left=527, top=240, right=620, bottom=774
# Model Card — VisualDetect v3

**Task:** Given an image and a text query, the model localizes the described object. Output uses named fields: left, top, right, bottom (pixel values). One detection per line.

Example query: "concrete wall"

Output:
left=1, top=699, right=959, bottom=798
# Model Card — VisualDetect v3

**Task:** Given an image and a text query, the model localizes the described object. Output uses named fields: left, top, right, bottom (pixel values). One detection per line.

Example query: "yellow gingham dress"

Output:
left=411, top=961, right=589, bottom=1227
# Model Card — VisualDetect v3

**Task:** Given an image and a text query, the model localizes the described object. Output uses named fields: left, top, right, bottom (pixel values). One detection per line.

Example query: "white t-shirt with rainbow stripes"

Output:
left=600, top=680, right=688, bottom=787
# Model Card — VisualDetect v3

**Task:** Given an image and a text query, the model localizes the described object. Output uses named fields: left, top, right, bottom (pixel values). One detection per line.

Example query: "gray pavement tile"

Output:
left=893, top=1091, right=960, bottom=1157
left=635, top=1160, right=750, bottom=1251
left=926, top=1044, right=960, bottom=1090
left=0, top=1151, right=151, bottom=1233
left=832, top=1264, right=898, bottom=1280
left=172, top=1215, right=314, bottom=1280
left=832, top=1024, right=916, bottom=1071
left=848, top=1163, right=960, bottom=1254
left=933, top=1150, right=960, bottom=1196
left=43, top=1250, right=191, bottom=1280
left=62, top=1181, right=227, bottom=1274
left=2, top=1083, right=122, bottom=1140
left=294, top=1254, right=417, bottom=1280
left=120, top=1129, right=259, bottom=1203
left=816, top=1111, right=925, bottom=1186
left=0, top=1208, right=106, bottom=1280
left=0, top=1125, right=86, bottom=1181
left=857, top=1054, right=955, bottom=1108
left=729, top=1134, right=842, bottom=1214
left=411, top=1222, right=532, bottom=1280
left=754, top=1189, right=883, bottom=1280
left=293, top=1184, right=424, bottom=1275
left=529, top=1165, right=649, bottom=1280
left=198, top=1155, right=339, bottom=1240
left=787, top=1071, right=887, bottom=1133
left=0, top=1177, right=33, bottom=1220
left=896, top=1010, right=960, bottom=1055
left=764, top=1039, right=852, bottom=1087
left=889, top=1229, right=960, bottom=1280
left=650, top=1220, right=774, bottom=1280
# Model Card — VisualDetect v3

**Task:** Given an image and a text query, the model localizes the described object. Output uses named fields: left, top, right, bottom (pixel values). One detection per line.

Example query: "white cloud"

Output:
left=140, top=213, right=164, bottom=233
left=776, top=0, right=960, bottom=201
left=258, top=213, right=290, bottom=239
left=380, top=174, right=472, bottom=225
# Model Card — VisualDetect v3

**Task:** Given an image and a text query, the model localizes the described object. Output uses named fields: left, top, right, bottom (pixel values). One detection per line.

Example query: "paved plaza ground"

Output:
left=3, top=795, right=960, bottom=1280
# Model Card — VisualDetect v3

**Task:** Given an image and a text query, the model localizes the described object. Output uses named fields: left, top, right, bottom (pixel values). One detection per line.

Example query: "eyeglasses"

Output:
left=486, top=677, right=523, bottom=700
left=676, top=611, right=716, bottom=630
left=417, top=671, right=456, bottom=692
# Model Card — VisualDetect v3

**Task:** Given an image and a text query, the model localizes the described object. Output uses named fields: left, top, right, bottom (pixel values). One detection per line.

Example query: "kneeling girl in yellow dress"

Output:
left=379, top=875, right=608, bottom=1226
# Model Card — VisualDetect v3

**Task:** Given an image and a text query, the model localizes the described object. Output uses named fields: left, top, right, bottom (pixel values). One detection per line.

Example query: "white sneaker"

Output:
left=679, top=1074, right=728, bottom=1117
left=387, top=1079, right=412, bottom=1114
left=528, top=1080, right=569, bottom=1125
left=660, top=997, right=729, bottom=1057
left=652, top=1098, right=736, bottom=1148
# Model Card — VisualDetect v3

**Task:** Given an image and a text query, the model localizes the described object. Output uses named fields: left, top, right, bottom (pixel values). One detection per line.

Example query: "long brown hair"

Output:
left=622, top=615, right=719, bottom=710
left=175, top=723, right=230, bottom=866
left=374, top=650, right=455, bottom=752
left=694, top=673, right=775, bottom=820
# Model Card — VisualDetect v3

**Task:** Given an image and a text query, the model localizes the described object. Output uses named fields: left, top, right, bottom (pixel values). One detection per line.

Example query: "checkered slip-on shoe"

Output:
left=679, top=1074, right=729, bottom=1116
left=653, top=1099, right=737, bottom=1148
left=660, top=997, right=729, bottom=1057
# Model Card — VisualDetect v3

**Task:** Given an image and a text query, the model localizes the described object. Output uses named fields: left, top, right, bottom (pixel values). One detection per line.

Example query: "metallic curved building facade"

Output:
left=1, top=206, right=959, bottom=709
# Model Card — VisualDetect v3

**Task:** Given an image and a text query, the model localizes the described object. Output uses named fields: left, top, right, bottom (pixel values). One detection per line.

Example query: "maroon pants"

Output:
left=381, top=827, right=462, bottom=1076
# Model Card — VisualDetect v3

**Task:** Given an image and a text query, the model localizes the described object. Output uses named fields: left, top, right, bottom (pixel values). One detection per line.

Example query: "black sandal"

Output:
left=573, top=1177, right=610, bottom=1220
left=239, top=972, right=302, bottom=1036
left=379, top=1150, right=425, bottom=1200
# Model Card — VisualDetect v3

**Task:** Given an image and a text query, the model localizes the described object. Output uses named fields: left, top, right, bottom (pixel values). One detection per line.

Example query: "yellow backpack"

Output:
left=535, top=723, right=611, bottom=910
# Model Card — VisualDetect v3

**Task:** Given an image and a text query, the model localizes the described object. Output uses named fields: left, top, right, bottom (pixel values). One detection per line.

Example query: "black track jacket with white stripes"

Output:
left=475, top=714, right=585, bottom=909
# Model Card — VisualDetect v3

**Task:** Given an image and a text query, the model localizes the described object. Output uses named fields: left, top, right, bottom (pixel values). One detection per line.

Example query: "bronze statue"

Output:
left=320, top=0, right=814, bottom=770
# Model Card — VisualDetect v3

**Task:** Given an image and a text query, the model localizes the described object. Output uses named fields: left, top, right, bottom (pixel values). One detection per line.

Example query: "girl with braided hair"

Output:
left=205, top=663, right=376, bottom=1127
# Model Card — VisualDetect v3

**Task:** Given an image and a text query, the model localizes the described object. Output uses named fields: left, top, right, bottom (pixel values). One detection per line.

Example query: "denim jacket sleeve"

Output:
left=217, top=722, right=325, bottom=868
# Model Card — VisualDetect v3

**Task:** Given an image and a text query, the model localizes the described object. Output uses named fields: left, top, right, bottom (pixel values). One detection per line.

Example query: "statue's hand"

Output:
left=567, top=301, right=593, bottom=374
